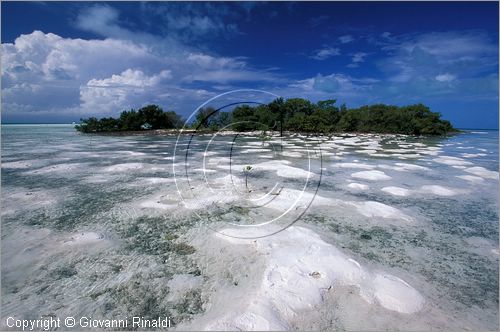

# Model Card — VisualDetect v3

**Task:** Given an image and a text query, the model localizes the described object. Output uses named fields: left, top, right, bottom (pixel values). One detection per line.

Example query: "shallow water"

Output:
left=1, top=125, right=498, bottom=330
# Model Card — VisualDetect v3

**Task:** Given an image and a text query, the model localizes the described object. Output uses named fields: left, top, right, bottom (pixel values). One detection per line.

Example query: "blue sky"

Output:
left=2, top=1, right=498, bottom=128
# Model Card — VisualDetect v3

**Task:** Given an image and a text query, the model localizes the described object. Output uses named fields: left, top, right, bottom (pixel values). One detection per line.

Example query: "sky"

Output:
left=1, top=1, right=499, bottom=129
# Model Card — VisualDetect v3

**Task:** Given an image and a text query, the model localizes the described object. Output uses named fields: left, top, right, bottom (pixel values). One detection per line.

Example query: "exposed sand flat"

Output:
left=2, top=226, right=115, bottom=288
left=191, top=168, right=218, bottom=173
left=347, top=183, right=369, bottom=190
left=172, top=174, right=243, bottom=210
left=280, top=151, right=304, bottom=158
left=381, top=186, right=410, bottom=196
left=23, top=162, right=88, bottom=175
left=104, top=162, right=167, bottom=173
left=1, top=161, right=33, bottom=169
left=461, top=153, right=487, bottom=158
left=140, top=199, right=177, bottom=210
left=393, top=162, right=430, bottom=172
left=255, top=188, right=335, bottom=214
left=356, top=149, right=378, bottom=155
left=416, top=149, right=441, bottom=156
left=276, top=166, right=313, bottom=179
left=227, top=160, right=315, bottom=179
left=455, top=175, right=484, bottom=183
left=167, top=274, right=203, bottom=302
left=395, top=153, right=422, bottom=159
left=64, top=232, right=104, bottom=246
left=333, top=162, right=376, bottom=170
left=420, top=185, right=458, bottom=197
left=368, top=274, right=424, bottom=314
left=185, top=226, right=424, bottom=330
left=135, top=191, right=181, bottom=210
left=433, top=156, right=473, bottom=166
left=352, top=201, right=413, bottom=222
left=140, top=177, right=175, bottom=184
left=202, top=151, right=219, bottom=157
left=1, top=188, right=64, bottom=217
left=464, top=166, right=499, bottom=180
left=104, top=163, right=145, bottom=172
left=123, top=150, right=147, bottom=156
left=351, top=170, right=391, bottom=181
left=240, top=148, right=273, bottom=154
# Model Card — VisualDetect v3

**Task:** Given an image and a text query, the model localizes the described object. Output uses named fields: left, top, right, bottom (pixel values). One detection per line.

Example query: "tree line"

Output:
left=75, top=98, right=457, bottom=135
left=75, top=105, right=183, bottom=133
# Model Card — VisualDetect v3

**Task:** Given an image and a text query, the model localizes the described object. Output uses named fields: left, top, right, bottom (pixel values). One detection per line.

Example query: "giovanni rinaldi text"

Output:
left=5, top=316, right=173, bottom=330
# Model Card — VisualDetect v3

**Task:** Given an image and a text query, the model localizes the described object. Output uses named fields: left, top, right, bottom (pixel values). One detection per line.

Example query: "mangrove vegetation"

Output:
left=75, top=98, right=457, bottom=135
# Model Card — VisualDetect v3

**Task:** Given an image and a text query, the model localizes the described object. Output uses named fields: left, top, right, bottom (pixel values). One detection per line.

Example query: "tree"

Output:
left=75, top=105, right=184, bottom=133
left=75, top=100, right=457, bottom=136
left=137, top=105, right=166, bottom=129
left=232, top=105, right=259, bottom=131
left=164, top=111, right=184, bottom=129
left=119, top=110, right=142, bottom=131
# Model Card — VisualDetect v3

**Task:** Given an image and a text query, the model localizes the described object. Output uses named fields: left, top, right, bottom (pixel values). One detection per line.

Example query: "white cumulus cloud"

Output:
left=1, top=30, right=285, bottom=121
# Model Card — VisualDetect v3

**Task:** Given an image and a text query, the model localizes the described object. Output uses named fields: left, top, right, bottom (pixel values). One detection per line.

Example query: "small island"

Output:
left=75, top=98, right=458, bottom=136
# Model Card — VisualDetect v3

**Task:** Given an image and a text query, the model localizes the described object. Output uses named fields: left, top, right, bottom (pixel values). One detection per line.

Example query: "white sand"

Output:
left=393, top=162, right=430, bottom=172
left=356, top=149, right=378, bottom=155
left=191, top=168, right=218, bottom=173
left=461, top=153, right=487, bottom=158
left=347, top=183, right=369, bottom=190
left=333, top=162, right=376, bottom=170
left=185, top=226, right=424, bottom=330
left=280, top=151, right=304, bottom=158
left=167, top=274, right=203, bottom=302
left=140, top=199, right=176, bottom=210
left=464, top=166, right=499, bottom=180
left=64, top=232, right=104, bottom=246
left=246, top=160, right=315, bottom=179
left=351, top=170, right=391, bottom=181
left=419, top=185, right=458, bottom=197
left=276, top=166, right=313, bottom=179
left=1, top=161, right=33, bottom=169
left=433, top=156, right=472, bottom=166
left=104, top=163, right=145, bottom=172
left=240, top=148, right=273, bottom=154
left=24, top=163, right=86, bottom=175
left=2, top=188, right=62, bottom=216
left=141, top=177, right=175, bottom=184
left=368, top=274, right=425, bottom=314
left=352, top=201, right=413, bottom=222
left=123, top=150, right=146, bottom=156
left=381, top=186, right=410, bottom=196
left=455, top=175, right=484, bottom=183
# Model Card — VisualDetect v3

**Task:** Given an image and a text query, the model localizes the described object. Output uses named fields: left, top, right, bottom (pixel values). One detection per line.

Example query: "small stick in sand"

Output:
left=243, top=165, right=252, bottom=192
